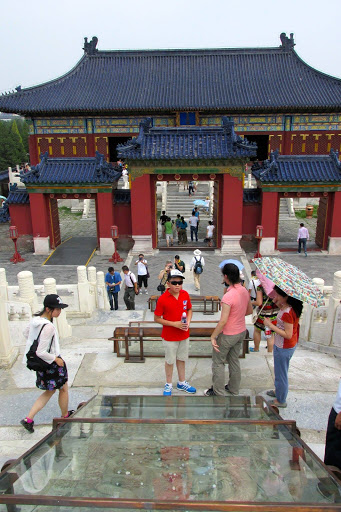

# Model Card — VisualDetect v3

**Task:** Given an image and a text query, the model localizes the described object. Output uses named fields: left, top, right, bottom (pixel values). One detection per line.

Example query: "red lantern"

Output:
left=9, top=225, right=25, bottom=264
left=109, top=225, right=123, bottom=263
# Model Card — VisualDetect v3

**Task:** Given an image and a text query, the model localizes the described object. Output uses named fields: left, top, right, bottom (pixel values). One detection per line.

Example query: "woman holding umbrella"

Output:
left=263, top=286, right=303, bottom=408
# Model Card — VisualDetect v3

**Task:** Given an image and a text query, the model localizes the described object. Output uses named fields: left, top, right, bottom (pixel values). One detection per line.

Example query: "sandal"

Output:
left=268, top=399, right=287, bottom=408
left=266, top=390, right=276, bottom=397
left=249, top=347, right=259, bottom=352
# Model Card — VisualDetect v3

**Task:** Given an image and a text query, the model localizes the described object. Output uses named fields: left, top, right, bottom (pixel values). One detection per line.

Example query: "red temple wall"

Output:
left=113, top=204, right=132, bottom=236
left=242, top=203, right=262, bottom=235
left=266, top=130, right=341, bottom=156
left=29, top=193, right=50, bottom=237
left=8, top=204, right=33, bottom=235
left=221, top=174, right=243, bottom=235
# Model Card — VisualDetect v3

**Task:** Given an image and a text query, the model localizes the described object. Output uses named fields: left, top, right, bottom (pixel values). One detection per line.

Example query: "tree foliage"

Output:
left=0, top=119, right=29, bottom=170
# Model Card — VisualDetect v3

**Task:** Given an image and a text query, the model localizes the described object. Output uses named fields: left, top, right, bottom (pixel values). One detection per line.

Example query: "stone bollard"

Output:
left=312, top=278, right=325, bottom=294
left=77, top=266, right=91, bottom=314
left=326, top=272, right=341, bottom=347
left=87, top=266, right=98, bottom=309
left=44, top=278, right=72, bottom=338
left=0, top=296, right=18, bottom=368
left=0, top=268, right=9, bottom=301
left=97, top=271, right=110, bottom=311
left=17, top=271, right=39, bottom=313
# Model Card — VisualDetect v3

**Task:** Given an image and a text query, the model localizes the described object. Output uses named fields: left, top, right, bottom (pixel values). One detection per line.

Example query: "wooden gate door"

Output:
left=48, top=197, right=61, bottom=249
left=315, top=196, right=328, bottom=249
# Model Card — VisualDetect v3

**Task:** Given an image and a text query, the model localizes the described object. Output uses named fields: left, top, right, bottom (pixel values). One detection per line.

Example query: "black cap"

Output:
left=43, top=294, right=68, bottom=309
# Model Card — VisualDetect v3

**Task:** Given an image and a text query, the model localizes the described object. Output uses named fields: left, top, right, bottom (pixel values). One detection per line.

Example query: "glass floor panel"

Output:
left=76, top=395, right=279, bottom=421
left=1, top=420, right=340, bottom=509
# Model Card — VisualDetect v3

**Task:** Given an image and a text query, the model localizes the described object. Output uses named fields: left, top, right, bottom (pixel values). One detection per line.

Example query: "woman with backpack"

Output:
left=190, top=249, right=205, bottom=291
left=21, top=294, right=73, bottom=433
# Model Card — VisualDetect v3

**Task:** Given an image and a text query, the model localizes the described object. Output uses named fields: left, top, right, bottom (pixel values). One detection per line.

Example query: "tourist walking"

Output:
left=134, top=253, right=149, bottom=294
left=264, top=286, right=303, bottom=408
left=178, top=216, right=188, bottom=244
left=188, top=181, right=194, bottom=196
left=21, top=294, right=73, bottom=433
left=297, top=222, right=309, bottom=256
left=122, top=266, right=138, bottom=310
left=248, top=270, right=260, bottom=301
left=154, top=269, right=196, bottom=396
left=189, top=212, right=199, bottom=242
left=204, top=264, right=252, bottom=397
left=175, top=214, right=182, bottom=240
left=164, top=217, right=174, bottom=247
left=190, top=249, right=205, bottom=291
left=206, top=221, right=215, bottom=247
left=160, top=210, right=168, bottom=238
left=105, top=266, right=122, bottom=310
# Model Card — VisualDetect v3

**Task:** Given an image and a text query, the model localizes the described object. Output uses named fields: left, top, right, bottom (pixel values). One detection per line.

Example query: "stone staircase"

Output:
left=279, top=198, right=295, bottom=220
left=165, top=182, right=211, bottom=220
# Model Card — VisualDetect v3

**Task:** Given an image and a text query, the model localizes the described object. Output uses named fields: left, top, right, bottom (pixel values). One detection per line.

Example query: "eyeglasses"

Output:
left=169, top=281, right=183, bottom=285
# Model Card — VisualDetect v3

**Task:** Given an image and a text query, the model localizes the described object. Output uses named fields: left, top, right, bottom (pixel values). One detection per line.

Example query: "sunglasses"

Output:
left=169, top=281, right=183, bottom=285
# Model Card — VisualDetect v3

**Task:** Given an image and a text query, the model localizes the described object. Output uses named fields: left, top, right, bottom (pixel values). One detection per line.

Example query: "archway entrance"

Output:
left=153, top=176, right=220, bottom=250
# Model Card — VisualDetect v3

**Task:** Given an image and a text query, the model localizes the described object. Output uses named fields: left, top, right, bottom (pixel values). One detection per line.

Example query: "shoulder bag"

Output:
left=26, top=324, right=54, bottom=372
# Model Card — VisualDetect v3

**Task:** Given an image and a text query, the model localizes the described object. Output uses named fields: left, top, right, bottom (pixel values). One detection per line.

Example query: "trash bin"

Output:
left=306, top=205, right=314, bottom=218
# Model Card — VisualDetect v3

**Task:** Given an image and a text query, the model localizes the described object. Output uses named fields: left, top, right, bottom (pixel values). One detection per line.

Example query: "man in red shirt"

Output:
left=154, top=269, right=196, bottom=396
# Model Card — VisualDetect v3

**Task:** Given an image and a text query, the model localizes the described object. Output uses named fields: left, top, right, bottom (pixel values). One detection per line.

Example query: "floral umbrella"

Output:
left=253, top=257, right=325, bottom=307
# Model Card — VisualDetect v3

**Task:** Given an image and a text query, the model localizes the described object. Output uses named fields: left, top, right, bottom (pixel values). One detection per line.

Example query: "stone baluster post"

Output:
left=97, top=271, right=110, bottom=310
left=87, top=266, right=98, bottom=309
left=0, top=296, right=18, bottom=368
left=330, top=271, right=341, bottom=347
left=17, top=271, right=39, bottom=313
left=0, top=268, right=9, bottom=301
left=161, top=182, right=167, bottom=212
left=44, top=278, right=72, bottom=338
left=77, top=266, right=91, bottom=314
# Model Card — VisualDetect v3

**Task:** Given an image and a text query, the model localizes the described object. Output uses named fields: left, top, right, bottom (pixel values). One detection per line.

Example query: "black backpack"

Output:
left=26, top=324, right=54, bottom=372
left=194, top=257, right=203, bottom=274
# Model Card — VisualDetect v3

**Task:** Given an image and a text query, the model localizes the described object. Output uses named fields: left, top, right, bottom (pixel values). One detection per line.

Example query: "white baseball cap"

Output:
left=168, top=269, right=185, bottom=279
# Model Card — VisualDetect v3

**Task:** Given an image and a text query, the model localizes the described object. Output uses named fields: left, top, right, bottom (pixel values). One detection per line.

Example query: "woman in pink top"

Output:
left=204, top=263, right=252, bottom=397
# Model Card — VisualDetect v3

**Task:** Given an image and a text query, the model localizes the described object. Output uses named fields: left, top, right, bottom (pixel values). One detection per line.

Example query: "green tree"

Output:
left=16, top=118, right=30, bottom=156
left=0, top=121, right=26, bottom=169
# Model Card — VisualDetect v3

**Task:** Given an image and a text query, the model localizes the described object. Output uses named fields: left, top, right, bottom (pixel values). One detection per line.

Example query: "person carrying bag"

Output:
left=21, top=294, right=74, bottom=433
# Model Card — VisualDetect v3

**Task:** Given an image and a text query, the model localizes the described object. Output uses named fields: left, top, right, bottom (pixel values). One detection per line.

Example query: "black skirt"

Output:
left=36, top=358, right=68, bottom=391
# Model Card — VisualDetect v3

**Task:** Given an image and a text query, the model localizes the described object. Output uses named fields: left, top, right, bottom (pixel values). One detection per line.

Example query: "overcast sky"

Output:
left=1, top=0, right=340, bottom=94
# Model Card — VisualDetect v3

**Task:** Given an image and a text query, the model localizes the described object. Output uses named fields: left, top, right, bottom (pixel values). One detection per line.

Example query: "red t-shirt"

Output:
left=274, top=306, right=299, bottom=349
left=154, top=289, right=192, bottom=341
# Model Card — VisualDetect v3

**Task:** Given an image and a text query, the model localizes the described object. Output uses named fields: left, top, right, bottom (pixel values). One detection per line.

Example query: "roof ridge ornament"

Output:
left=280, top=33, right=295, bottom=51
left=83, top=36, right=98, bottom=55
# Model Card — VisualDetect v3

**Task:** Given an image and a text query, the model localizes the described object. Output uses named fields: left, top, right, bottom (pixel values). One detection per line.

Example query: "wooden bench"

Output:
left=111, top=324, right=250, bottom=363
left=148, top=295, right=221, bottom=314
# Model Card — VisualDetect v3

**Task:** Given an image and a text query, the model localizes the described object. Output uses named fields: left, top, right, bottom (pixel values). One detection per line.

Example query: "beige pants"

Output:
left=193, top=271, right=201, bottom=290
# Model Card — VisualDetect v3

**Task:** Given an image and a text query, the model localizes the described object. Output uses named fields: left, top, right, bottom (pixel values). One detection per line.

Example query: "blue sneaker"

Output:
left=163, top=383, right=172, bottom=396
left=177, top=381, right=196, bottom=394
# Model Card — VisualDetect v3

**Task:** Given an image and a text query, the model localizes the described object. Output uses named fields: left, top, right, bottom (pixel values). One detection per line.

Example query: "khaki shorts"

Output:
left=163, top=338, right=189, bottom=365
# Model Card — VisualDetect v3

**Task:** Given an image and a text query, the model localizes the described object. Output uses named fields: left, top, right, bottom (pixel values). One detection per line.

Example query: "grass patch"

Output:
left=295, top=205, right=318, bottom=219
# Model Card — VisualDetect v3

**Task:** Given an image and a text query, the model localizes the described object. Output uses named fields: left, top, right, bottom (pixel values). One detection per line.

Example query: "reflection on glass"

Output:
left=77, top=395, right=278, bottom=420
left=1, top=422, right=340, bottom=505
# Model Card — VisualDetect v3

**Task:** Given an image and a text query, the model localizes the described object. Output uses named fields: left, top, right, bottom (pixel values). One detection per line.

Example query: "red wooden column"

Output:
left=28, top=135, right=39, bottom=166
left=327, top=191, right=341, bottom=254
left=29, top=193, right=51, bottom=254
left=130, top=174, right=154, bottom=253
left=96, top=192, right=114, bottom=254
left=220, top=174, right=244, bottom=254
left=259, top=191, right=279, bottom=254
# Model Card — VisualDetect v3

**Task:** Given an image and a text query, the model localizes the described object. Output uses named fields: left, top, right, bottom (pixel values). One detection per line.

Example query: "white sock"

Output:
left=165, top=383, right=172, bottom=388
left=178, top=381, right=186, bottom=386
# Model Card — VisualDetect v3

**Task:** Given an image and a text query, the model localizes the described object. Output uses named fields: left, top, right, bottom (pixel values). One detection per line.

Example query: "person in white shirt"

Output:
left=190, top=249, right=205, bottom=291
left=134, top=253, right=148, bottom=294
left=204, top=197, right=210, bottom=213
left=20, top=294, right=73, bottom=433
left=248, top=270, right=261, bottom=300
left=324, top=379, right=341, bottom=470
left=189, top=213, right=199, bottom=242
left=206, top=221, right=215, bottom=247
left=122, top=265, right=138, bottom=310
left=297, top=223, right=309, bottom=256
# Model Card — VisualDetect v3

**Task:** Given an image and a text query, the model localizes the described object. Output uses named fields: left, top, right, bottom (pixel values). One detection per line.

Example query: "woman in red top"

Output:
left=263, top=286, right=303, bottom=408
